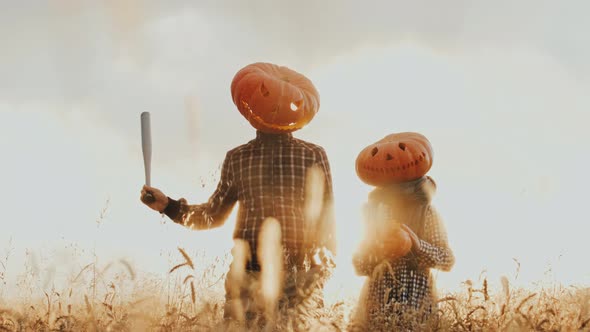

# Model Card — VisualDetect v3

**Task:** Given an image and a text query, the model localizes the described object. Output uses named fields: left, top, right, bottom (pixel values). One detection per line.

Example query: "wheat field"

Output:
left=1, top=244, right=589, bottom=332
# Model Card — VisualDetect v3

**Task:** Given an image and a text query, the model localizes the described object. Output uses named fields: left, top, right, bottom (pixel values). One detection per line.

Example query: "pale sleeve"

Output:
left=414, top=207, right=455, bottom=271
left=315, top=147, right=337, bottom=255
left=352, top=202, right=384, bottom=276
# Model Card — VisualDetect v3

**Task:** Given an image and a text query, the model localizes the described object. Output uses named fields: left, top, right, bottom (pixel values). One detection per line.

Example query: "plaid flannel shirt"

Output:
left=164, top=131, right=336, bottom=270
left=352, top=202, right=454, bottom=329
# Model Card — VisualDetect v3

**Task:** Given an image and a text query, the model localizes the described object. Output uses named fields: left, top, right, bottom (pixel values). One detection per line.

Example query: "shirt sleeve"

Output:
left=352, top=202, right=383, bottom=276
left=164, top=152, right=238, bottom=230
left=414, top=206, right=455, bottom=271
left=352, top=243, right=385, bottom=276
left=314, top=147, right=337, bottom=256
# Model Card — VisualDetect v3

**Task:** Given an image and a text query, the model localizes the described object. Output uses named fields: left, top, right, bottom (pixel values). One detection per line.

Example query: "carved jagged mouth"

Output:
left=360, top=159, right=422, bottom=174
left=241, top=100, right=302, bottom=131
left=362, top=165, right=403, bottom=174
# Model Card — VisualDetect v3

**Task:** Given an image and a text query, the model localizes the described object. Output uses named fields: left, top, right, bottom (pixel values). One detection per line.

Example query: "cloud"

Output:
left=2, top=1, right=589, bottom=103
left=1, top=1, right=588, bottom=153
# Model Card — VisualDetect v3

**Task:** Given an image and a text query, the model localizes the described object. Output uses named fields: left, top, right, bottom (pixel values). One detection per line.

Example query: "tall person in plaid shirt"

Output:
left=140, top=63, right=336, bottom=327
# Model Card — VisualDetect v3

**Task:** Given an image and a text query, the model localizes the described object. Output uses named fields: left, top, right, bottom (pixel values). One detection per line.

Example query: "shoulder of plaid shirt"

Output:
left=160, top=131, right=337, bottom=257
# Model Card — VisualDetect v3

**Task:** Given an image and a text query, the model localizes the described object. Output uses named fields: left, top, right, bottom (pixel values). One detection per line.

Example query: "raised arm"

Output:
left=163, top=152, right=238, bottom=230
left=413, top=207, right=455, bottom=271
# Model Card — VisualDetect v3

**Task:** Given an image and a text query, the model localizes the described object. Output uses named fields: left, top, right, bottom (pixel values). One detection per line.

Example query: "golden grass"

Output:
left=1, top=198, right=587, bottom=331
left=0, top=247, right=588, bottom=332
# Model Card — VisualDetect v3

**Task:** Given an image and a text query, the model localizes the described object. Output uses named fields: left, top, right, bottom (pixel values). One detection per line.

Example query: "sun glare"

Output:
left=2, top=1, right=590, bottom=329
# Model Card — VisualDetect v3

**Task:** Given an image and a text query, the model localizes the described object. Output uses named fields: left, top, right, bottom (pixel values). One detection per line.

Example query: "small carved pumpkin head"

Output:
left=356, top=132, right=433, bottom=186
left=231, top=62, right=320, bottom=133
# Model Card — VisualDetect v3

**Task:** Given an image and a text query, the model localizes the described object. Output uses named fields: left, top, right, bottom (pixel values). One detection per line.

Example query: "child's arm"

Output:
left=353, top=202, right=377, bottom=276
left=352, top=200, right=398, bottom=276
left=412, top=207, right=455, bottom=271
left=163, top=151, right=238, bottom=230
left=352, top=242, right=384, bottom=276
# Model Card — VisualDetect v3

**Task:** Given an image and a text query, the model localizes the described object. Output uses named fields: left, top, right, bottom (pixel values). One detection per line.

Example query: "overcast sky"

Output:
left=1, top=1, right=589, bottom=299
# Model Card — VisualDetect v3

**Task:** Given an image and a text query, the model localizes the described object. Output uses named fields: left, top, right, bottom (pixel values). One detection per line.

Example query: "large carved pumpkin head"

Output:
left=356, top=132, right=433, bottom=186
left=231, top=62, right=320, bottom=133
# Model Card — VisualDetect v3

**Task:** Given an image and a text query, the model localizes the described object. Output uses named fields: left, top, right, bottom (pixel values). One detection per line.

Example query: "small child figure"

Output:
left=350, top=132, right=455, bottom=331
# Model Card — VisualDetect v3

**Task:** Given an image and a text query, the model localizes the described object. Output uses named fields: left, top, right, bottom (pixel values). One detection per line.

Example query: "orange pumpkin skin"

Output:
left=231, top=62, right=320, bottom=133
left=356, top=132, right=433, bottom=186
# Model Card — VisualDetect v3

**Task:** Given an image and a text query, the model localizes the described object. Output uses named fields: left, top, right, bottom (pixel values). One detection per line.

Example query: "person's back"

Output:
left=164, top=130, right=335, bottom=270
left=229, top=131, right=334, bottom=266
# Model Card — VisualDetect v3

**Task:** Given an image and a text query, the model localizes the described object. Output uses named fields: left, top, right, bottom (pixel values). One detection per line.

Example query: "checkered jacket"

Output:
left=352, top=187, right=454, bottom=328
left=164, top=131, right=335, bottom=270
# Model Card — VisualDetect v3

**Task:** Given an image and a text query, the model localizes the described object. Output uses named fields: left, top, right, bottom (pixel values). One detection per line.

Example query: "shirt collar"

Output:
left=255, top=130, right=293, bottom=144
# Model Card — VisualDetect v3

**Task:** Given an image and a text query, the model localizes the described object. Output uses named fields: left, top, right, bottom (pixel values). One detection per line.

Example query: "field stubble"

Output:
left=0, top=244, right=589, bottom=332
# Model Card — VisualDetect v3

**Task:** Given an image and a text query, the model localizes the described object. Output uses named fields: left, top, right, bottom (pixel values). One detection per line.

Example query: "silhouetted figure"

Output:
left=140, top=63, right=335, bottom=329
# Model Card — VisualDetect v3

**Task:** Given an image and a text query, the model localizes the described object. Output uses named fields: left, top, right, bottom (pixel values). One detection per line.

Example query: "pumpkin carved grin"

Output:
left=241, top=100, right=300, bottom=131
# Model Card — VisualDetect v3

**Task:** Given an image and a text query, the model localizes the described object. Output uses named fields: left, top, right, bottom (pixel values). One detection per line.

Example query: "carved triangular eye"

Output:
left=371, top=147, right=379, bottom=156
left=290, top=100, right=303, bottom=111
left=260, top=83, right=270, bottom=97
left=398, top=142, right=406, bottom=151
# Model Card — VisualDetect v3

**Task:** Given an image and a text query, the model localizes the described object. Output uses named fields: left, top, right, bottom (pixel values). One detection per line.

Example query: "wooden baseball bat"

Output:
left=141, top=112, right=155, bottom=203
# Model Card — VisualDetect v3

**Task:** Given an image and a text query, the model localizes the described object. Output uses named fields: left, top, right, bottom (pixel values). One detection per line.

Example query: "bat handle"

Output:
left=143, top=191, right=156, bottom=204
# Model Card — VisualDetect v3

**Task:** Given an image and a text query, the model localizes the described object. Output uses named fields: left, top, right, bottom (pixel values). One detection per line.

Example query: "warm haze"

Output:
left=1, top=0, right=589, bottom=314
